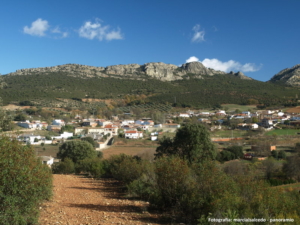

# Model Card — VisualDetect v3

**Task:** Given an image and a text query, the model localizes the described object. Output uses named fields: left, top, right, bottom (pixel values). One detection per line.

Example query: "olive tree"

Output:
left=155, top=123, right=216, bottom=164
left=57, top=140, right=96, bottom=163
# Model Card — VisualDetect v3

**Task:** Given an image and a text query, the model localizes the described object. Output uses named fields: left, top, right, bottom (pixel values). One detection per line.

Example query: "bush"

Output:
left=75, top=158, right=105, bottom=178
left=0, top=137, right=52, bottom=224
left=52, top=158, right=75, bottom=174
left=108, top=154, right=145, bottom=184
left=57, top=140, right=96, bottom=163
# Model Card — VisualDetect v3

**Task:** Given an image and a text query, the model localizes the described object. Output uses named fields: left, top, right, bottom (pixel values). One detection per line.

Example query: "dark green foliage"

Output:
left=1, top=72, right=299, bottom=108
left=52, top=158, right=75, bottom=174
left=19, top=100, right=34, bottom=106
left=14, top=113, right=26, bottom=121
left=283, top=156, right=300, bottom=181
left=278, top=150, right=286, bottom=159
left=81, top=136, right=96, bottom=147
left=226, top=145, right=244, bottom=158
left=60, top=124, right=74, bottom=134
left=155, top=123, right=216, bottom=164
left=0, top=137, right=52, bottom=224
left=45, top=135, right=52, bottom=140
left=96, top=151, right=103, bottom=159
left=218, top=150, right=235, bottom=161
left=107, top=154, right=145, bottom=184
left=75, top=158, right=105, bottom=178
left=57, top=140, right=96, bottom=163
left=271, top=150, right=278, bottom=159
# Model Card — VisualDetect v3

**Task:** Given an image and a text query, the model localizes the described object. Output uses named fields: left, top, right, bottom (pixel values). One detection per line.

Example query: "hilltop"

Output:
left=1, top=62, right=299, bottom=109
left=6, top=61, right=252, bottom=81
left=269, top=64, right=300, bottom=86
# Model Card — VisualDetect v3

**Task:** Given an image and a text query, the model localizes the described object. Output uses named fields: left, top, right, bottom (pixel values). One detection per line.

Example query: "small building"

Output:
left=104, top=124, right=119, bottom=136
left=125, top=130, right=143, bottom=139
left=39, top=156, right=54, bottom=167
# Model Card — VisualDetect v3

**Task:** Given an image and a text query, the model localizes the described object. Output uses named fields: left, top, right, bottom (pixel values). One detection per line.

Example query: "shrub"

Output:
left=57, top=140, right=96, bottom=163
left=108, top=154, right=145, bottom=184
left=52, top=158, right=75, bottom=174
left=0, top=137, right=52, bottom=224
left=75, top=158, right=105, bottom=178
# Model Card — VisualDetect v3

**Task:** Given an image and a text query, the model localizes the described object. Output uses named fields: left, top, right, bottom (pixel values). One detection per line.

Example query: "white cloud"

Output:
left=23, top=18, right=49, bottom=36
left=51, top=26, right=68, bottom=38
left=191, top=24, right=205, bottom=42
left=186, top=56, right=200, bottom=63
left=78, top=19, right=123, bottom=41
left=185, top=56, right=262, bottom=72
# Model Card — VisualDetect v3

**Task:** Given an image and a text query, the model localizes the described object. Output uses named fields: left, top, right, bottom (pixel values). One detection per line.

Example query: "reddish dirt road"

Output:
left=39, top=174, right=165, bottom=225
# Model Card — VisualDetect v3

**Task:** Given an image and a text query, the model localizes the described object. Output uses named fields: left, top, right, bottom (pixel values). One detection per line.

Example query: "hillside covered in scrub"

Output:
left=1, top=67, right=300, bottom=109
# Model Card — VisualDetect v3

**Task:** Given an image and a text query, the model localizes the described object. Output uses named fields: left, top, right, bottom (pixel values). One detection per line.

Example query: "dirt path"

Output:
left=39, top=174, right=165, bottom=225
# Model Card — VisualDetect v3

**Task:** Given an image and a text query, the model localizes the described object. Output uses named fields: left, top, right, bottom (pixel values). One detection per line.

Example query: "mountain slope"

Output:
left=1, top=70, right=299, bottom=108
left=269, top=64, right=300, bottom=86
left=6, top=62, right=252, bottom=81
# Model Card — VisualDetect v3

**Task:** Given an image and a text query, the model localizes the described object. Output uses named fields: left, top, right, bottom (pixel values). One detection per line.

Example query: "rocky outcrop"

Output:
left=269, top=64, right=300, bottom=86
left=6, top=61, right=250, bottom=81
left=105, top=64, right=141, bottom=75
left=229, top=71, right=253, bottom=80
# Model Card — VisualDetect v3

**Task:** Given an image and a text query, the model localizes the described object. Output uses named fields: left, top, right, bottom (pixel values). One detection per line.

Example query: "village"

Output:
left=10, top=105, right=300, bottom=167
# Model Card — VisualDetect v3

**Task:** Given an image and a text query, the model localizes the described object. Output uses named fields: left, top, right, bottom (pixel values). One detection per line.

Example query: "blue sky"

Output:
left=1, top=0, right=300, bottom=81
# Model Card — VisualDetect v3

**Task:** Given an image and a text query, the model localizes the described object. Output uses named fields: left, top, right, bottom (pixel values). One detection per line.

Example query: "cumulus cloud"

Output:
left=185, top=56, right=262, bottom=72
left=78, top=19, right=123, bottom=41
left=23, top=18, right=49, bottom=36
left=186, top=56, right=200, bottom=63
left=191, top=24, right=205, bottom=42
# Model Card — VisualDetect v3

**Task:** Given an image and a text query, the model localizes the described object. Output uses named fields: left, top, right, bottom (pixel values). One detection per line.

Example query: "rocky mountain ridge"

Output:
left=6, top=61, right=252, bottom=81
left=269, top=64, right=300, bottom=86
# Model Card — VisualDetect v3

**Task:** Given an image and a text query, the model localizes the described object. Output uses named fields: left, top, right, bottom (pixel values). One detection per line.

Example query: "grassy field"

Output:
left=265, top=129, right=300, bottom=136
left=211, top=129, right=247, bottom=138
left=34, top=144, right=59, bottom=157
left=221, top=104, right=257, bottom=112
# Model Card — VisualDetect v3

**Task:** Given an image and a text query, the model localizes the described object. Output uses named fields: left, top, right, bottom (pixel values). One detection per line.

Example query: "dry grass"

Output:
left=285, top=106, right=300, bottom=113
left=102, top=146, right=157, bottom=159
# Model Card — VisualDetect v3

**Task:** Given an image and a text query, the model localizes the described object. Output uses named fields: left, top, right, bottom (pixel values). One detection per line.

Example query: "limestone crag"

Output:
left=105, top=64, right=141, bottom=76
left=269, top=64, right=300, bottom=86
left=229, top=71, right=253, bottom=80
left=7, top=61, right=249, bottom=81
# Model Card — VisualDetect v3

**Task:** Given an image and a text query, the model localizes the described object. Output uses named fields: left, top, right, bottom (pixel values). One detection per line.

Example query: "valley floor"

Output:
left=39, top=174, right=165, bottom=225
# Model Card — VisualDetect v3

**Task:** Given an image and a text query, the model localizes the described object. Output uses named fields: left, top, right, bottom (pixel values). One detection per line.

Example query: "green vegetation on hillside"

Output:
left=1, top=72, right=300, bottom=108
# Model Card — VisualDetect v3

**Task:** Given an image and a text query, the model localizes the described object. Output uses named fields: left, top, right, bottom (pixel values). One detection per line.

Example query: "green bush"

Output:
left=108, top=154, right=145, bottom=184
left=52, top=158, right=75, bottom=174
left=0, top=137, right=52, bottom=224
left=57, top=140, right=96, bottom=163
left=75, top=158, right=105, bottom=178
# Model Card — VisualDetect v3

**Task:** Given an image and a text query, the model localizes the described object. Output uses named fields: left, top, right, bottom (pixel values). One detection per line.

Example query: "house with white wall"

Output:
left=125, top=130, right=143, bottom=139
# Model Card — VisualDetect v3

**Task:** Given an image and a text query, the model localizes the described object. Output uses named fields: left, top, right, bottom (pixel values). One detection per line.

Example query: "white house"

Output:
left=179, top=113, right=190, bottom=118
left=104, top=124, right=119, bottom=136
left=40, top=156, right=54, bottom=167
left=18, top=135, right=41, bottom=144
left=151, top=136, right=158, bottom=141
left=52, top=119, right=65, bottom=126
left=125, top=130, right=143, bottom=139
left=17, top=122, right=36, bottom=129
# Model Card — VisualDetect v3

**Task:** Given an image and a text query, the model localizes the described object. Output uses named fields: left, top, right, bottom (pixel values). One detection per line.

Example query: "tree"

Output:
left=0, top=137, right=52, bottom=224
left=155, top=123, right=216, bottom=164
left=81, top=136, right=96, bottom=147
left=57, top=140, right=96, bottom=163
left=225, top=145, right=244, bottom=159
left=278, top=150, right=286, bottom=159
left=283, top=156, right=300, bottom=181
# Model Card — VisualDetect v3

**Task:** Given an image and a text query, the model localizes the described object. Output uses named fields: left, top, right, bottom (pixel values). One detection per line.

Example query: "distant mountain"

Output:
left=6, top=62, right=253, bottom=81
left=269, top=64, right=300, bottom=86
